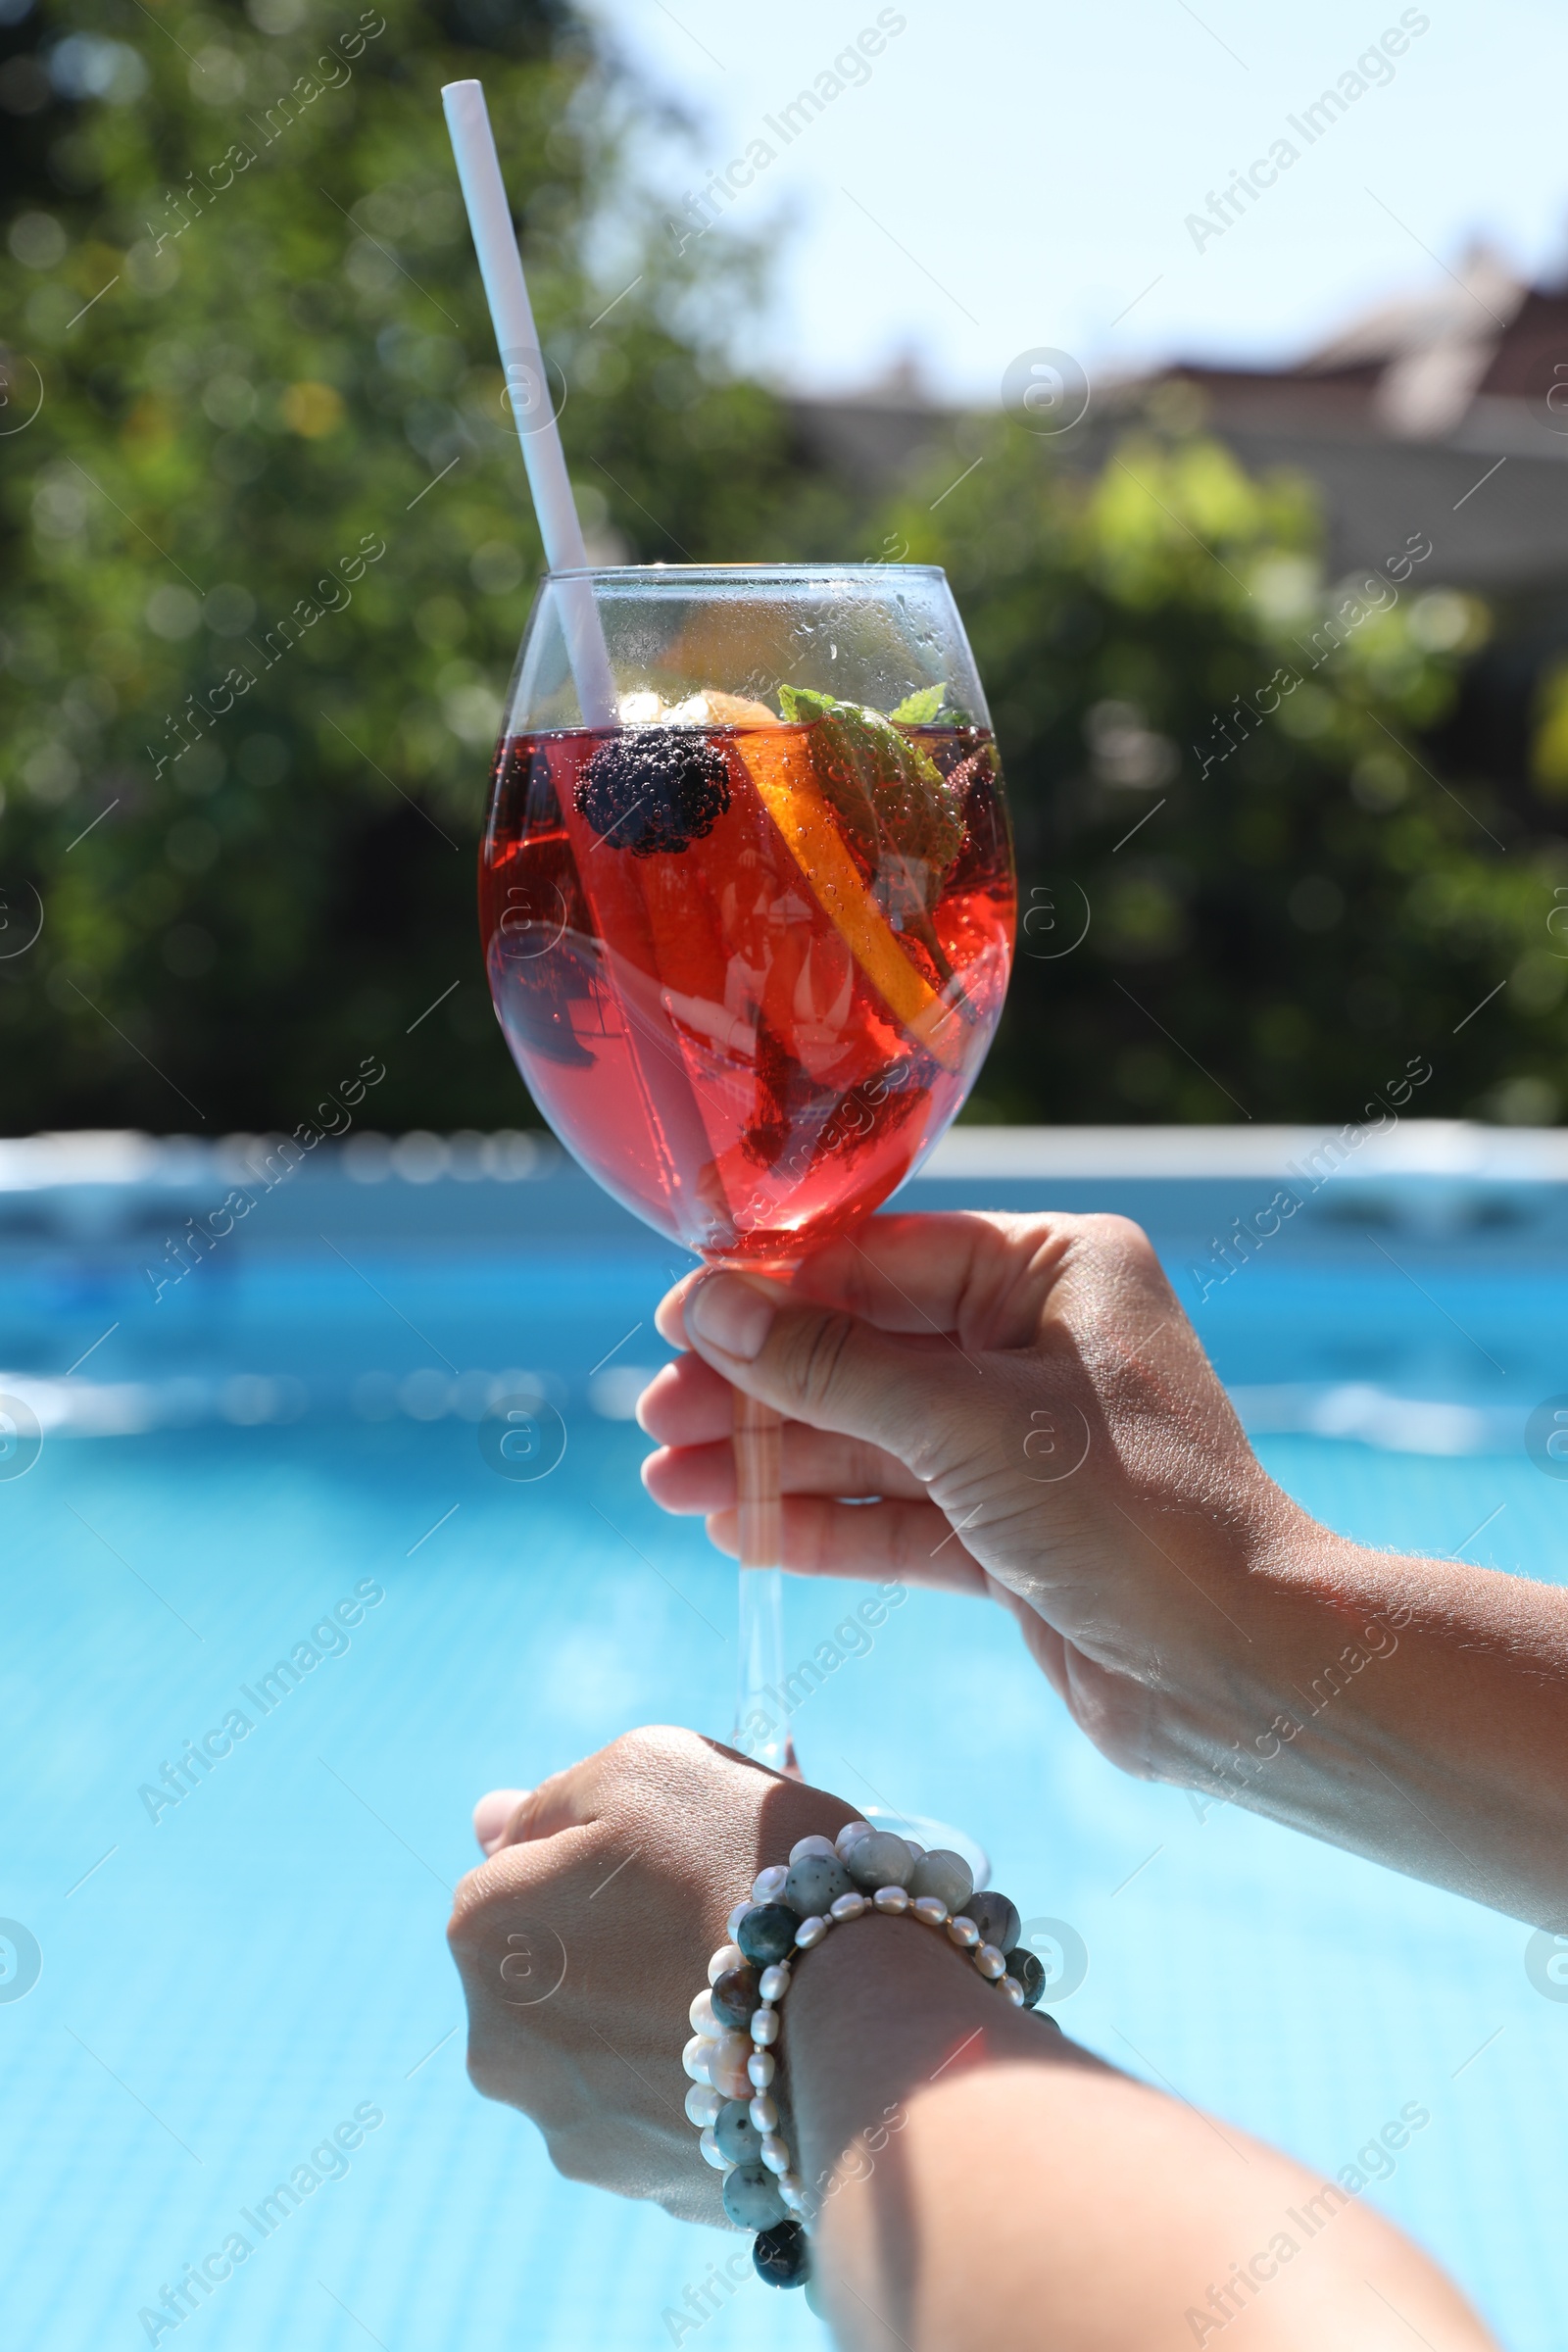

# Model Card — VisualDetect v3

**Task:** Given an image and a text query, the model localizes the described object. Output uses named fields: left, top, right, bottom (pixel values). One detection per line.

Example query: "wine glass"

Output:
left=479, top=564, right=1015, bottom=1848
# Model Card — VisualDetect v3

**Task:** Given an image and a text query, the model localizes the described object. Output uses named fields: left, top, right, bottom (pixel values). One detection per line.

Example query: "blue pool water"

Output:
left=3, top=1141, right=1567, bottom=2352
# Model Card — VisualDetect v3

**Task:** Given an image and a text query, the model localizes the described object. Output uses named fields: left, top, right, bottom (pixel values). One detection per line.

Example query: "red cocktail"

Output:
left=481, top=709, right=1013, bottom=1260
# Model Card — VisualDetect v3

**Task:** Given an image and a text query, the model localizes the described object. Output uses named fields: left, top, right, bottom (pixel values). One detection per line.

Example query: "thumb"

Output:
left=473, top=1788, right=530, bottom=1855
left=681, top=1268, right=978, bottom=1474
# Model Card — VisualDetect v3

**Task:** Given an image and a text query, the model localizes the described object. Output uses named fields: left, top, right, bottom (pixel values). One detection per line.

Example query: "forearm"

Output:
left=786, top=1913, right=1494, bottom=2351
left=1186, top=1526, right=1568, bottom=1927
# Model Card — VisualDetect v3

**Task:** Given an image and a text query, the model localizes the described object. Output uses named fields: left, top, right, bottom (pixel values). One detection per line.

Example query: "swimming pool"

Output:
left=3, top=1127, right=1565, bottom=2351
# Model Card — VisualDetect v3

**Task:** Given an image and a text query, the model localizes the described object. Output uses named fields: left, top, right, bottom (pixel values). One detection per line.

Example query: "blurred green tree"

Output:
left=4, top=0, right=1564, bottom=1139
left=0, top=0, right=854, bottom=1134
left=889, top=417, right=1568, bottom=1126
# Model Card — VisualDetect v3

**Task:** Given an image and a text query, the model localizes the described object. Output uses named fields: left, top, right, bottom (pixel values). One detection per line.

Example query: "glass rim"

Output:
left=542, top=562, right=948, bottom=584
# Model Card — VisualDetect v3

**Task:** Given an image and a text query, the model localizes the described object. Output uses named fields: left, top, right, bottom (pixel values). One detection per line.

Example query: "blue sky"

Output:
left=586, top=0, right=1568, bottom=401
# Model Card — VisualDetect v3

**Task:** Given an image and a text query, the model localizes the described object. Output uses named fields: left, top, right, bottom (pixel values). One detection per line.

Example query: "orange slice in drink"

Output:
left=735, top=728, right=964, bottom=1071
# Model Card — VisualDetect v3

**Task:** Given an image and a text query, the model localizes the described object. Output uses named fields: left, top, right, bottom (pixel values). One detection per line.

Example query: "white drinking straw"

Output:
left=442, top=77, right=618, bottom=728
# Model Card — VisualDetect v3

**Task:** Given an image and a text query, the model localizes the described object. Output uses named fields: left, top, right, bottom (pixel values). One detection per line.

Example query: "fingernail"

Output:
left=654, top=1285, right=687, bottom=1346
left=687, top=1272, right=776, bottom=1361
left=473, top=1788, right=528, bottom=1854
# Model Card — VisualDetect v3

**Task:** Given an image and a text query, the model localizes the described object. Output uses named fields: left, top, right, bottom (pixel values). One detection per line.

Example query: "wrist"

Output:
left=682, top=1813, right=1063, bottom=2294
left=1171, top=1521, right=1423, bottom=1816
left=784, top=1908, right=1054, bottom=2204
left=703, top=1773, right=846, bottom=1949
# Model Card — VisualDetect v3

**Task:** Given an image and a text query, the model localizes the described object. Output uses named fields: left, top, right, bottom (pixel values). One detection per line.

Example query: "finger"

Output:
left=474, top=1788, right=529, bottom=1855
left=679, top=1263, right=984, bottom=1474
left=642, top=1441, right=732, bottom=1513
left=654, top=1255, right=800, bottom=1349
left=640, top=1360, right=919, bottom=1499
left=703, top=1494, right=996, bottom=1600
left=656, top=1212, right=1046, bottom=1351
left=654, top=1272, right=694, bottom=1349
left=789, top=1212, right=1041, bottom=1345
left=449, top=1759, right=612, bottom=1946
left=642, top=1427, right=927, bottom=1514
left=635, top=1351, right=735, bottom=1446
left=490, top=1759, right=604, bottom=1851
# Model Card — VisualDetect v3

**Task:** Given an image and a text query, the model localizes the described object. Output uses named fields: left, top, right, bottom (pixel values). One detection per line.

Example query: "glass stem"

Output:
left=733, top=1392, right=800, bottom=1778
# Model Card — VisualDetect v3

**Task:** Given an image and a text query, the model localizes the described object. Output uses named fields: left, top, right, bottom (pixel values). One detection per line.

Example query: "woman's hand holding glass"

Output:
left=638, top=1209, right=1568, bottom=1930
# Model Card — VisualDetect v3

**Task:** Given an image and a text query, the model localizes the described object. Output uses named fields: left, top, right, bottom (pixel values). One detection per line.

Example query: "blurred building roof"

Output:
left=1157, top=249, right=1568, bottom=591
left=1203, top=242, right=1526, bottom=439
left=789, top=349, right=962, bottom=516
left=792, top=255, right=1568, bottom=594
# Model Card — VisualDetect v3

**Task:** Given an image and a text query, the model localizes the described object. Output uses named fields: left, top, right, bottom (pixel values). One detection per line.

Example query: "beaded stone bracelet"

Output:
left=680, top=1817, right=1051, bottom=2296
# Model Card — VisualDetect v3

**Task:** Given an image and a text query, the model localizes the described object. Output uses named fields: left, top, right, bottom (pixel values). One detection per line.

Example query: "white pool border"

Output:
left=1, top=1119, right=1566, bottom=1193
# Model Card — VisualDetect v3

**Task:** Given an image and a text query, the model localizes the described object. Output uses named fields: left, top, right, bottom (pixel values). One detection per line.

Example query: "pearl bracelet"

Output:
left=680, top=1817, right=1052, bottom=2296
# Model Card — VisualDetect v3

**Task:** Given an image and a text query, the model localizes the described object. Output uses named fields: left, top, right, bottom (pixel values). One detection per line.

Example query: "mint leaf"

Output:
left=889, top=683, right=945, bottom=724
left=774, top=683, right=965, bottom=892
left=776, top=683, right=820, bottom=725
